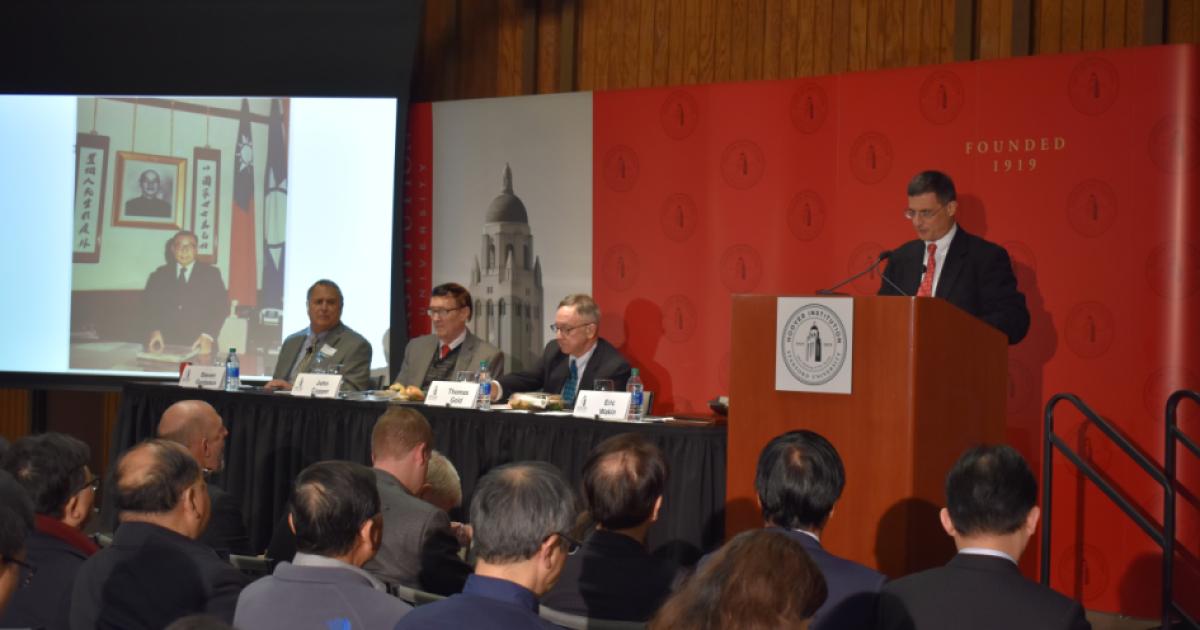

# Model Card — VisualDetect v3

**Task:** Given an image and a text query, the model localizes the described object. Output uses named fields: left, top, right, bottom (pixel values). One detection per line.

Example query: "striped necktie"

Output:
left=561, top=360, right=579, bottom=404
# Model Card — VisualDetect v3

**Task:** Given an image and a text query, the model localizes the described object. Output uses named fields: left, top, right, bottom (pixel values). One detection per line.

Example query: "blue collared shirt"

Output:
left=394, top=574, right=559, bottom=629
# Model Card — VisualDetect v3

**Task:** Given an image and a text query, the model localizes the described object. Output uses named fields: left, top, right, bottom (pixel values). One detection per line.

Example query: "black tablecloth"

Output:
left=116, top=383, right=727, bottom=563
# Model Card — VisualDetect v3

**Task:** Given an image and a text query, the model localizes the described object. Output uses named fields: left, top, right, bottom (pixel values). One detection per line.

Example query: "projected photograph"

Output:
left=69, top=96, right=291, bottom=376
left=113, top=152, right=185, bottom=227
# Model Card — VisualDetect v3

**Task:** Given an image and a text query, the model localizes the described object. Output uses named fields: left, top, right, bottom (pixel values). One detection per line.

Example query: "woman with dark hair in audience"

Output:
left=649, top=529, right=827, bottom=630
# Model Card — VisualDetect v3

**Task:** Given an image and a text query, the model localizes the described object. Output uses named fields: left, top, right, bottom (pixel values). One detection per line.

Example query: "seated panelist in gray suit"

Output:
left=394, top=282, right=504, bottom=389
left=266, top=279, right=373, bottom=392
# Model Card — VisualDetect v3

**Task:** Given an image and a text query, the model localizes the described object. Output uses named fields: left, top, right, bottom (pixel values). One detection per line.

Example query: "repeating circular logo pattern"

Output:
left=847, top=242, right=886, bottom=294
left=918, top=70, right=966, bottom=125
left=1144, top=242, right=1200, bottom=298
left=600, top=244, right=639, bottom=291
left=720, top=140, right=766, bottom=190
left=789, top=83, right=829, bottom=134
left=602, top=145, right=639, bottom=192
left=1067, top=57, right=1119, bottom=116
left=661, top=295, right=699, bottom=343
left=849, top=132, right=893, bottom=184
left=1055, top=544, right=1110, bottom=602
left=1064, top=302, right=1115, bottom=359
left=786, top=191, right=827, bottom=241
left=659, top=193, right=699, bottom=242
left=1148, top=115, right=1200, bottom=173
left=1006, top=358, right=1035, bottom=416
left=660, top=90, right=700, bottom=140
left=780, top=303, right=850, bottom=386
left=719, top=244, right=763, bottom=292
left=1066, top=180, right=1117, bottom=238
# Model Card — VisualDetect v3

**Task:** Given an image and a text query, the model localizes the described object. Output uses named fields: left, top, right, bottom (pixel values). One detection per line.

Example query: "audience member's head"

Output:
left=114, top=439, right=209, bottom=539
left=371, top=407, right=432, bottom=494
left=418, top=450, right=462, bottom=513
left=288, top=460, right=383, bottom=568
left=0, top=470, right=34, bottom=615
left=1, top=432, right=96, bottom=529
left=157, top=400, right=228, bottom=474
left=755, top=430, right=845, bottom=533
left=581, top=433, right=666, bottom=537
left=649, top=529, right=827, bottom=630
left=471, top=461, right=577, bottom=596
left=941, top=444, right=1039, bottom=557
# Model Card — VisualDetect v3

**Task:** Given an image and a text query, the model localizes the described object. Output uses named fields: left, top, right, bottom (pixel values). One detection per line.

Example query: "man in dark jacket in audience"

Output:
left=0, top=469, right=35, bottom=616
left=541, top=433, right=679, bottom=621
left=0, top=434, right=100, bottom=630
left=70, top=439, right=250, bottom=629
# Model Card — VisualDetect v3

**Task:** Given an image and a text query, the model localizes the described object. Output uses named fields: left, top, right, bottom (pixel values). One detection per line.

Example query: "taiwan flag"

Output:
left=229, top=98, right=258, bottom=308
left=260, top=98, right=287, bottom=309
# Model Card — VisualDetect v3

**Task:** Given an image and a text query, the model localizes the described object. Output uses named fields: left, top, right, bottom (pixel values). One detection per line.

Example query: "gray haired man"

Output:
left=395, top=461, right=577, bottom=629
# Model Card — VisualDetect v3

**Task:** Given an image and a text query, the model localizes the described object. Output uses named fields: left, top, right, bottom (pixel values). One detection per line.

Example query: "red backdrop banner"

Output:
left=592, top=44, right=1198, bottom=616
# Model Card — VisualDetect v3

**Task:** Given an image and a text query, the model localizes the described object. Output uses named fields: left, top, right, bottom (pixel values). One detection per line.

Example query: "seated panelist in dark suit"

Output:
left=394, top=282, right=504, bottom=389
left=494, top=294, right=631, bottom=405
left=0, top=434, right=100, bottom=630
left=879, top=170, right=1030, bottom=345
left=878, top=444, right=1091, bottom=630
left=157, top=400, right=250, bottom=556
left=143, top=230, right=228, bottom=358
left=70, top=440, right=251, bottom=629
left=708, top=429, right=885, bottom=630
left=267, top=279, right=373, bottom=392
left=542, top=433, right=679, bottom=621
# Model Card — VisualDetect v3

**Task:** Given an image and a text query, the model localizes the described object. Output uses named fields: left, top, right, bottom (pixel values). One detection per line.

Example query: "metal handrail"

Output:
left=1165, top=389, right=1200, bottom=629
left=1041, top=392, right=1197, bottom=630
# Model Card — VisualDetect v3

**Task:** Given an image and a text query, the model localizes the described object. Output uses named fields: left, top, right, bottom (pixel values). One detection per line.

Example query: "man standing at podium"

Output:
left=879, top=171, right=1030, bottom=345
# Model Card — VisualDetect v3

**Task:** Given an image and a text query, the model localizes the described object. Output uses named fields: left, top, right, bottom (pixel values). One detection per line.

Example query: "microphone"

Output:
left=817, top=250, right=894, bottom=295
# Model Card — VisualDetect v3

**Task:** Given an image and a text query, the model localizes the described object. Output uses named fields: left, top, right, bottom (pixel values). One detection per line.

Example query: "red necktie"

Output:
left=439, top=344, right=450, bottom=359
left=917, top=243, right=937, bottom=297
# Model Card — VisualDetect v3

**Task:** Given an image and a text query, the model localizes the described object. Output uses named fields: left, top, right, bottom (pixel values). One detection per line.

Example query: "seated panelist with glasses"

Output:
left=878, top=170, right=1031, bottom=345
left=493, top=294, right=631, bottom=405
left=394, top=283, right=505, bottom=390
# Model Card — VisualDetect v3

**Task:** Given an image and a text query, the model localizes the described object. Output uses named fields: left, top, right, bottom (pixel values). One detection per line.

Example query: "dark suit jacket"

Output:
left=0, top=516, right=98, bottom=630
left=497, top=338, right=631, bottom=402
left=69, top=521, right=251, bottom=629
left=199, top=484, right=251, bottom=557
left=878, top=553, right=1091, bottom=630
left=273, top=322, right=373, bottom=391
left=879, top=226, right=1030, bottom=344
left=540, top=529, right=678, bottom=621
left=143, top=261, right=228, bottom=346
left=395, top=574, right=561, bottom=630
left=363, top=468, right=472, bottom=595
left=778, top=528, right=885, bottom=630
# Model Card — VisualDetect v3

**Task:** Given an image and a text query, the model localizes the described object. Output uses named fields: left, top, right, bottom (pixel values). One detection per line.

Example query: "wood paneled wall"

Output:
left=0, top=389, right=30, bottom=444
left=413, top=0, right=1200, bottom=101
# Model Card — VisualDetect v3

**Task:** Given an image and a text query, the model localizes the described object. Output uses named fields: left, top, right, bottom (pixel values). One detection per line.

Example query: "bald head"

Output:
left=158, top=400, right=227, bottom=473
left=114, top=440, right=209, bottom=538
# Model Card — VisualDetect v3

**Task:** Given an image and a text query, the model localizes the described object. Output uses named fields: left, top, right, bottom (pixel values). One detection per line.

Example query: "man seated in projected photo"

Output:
left=143, top=230, right=228, bottom=358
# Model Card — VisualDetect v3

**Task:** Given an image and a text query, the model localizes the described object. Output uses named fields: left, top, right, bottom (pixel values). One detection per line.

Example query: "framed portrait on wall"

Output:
left=113, top=151, right=187, bottom=229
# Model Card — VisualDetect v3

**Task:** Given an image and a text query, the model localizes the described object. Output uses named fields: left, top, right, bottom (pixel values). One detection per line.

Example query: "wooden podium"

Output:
left=726, top=295, right=1007, bottom=577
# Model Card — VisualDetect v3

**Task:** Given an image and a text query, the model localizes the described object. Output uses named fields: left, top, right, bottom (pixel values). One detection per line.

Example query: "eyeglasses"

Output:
left=552, top=532, right=582, bottom=555
left=550, top=322, right=594, bottom=335
left=73, top=476, right=100, bottom=496
left=426, top=307, right=463, bottom=318
left=1, top=556, right=36, bottom=588
left=904, top=204, right=947, bottom=220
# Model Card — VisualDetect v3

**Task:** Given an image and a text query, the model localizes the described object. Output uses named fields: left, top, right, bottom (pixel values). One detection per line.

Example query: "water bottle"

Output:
left=626, top=368, right=644, bottom=420
left=224, top=348, right=240, bottom=391
left=477, top=360, right=492, bottom=411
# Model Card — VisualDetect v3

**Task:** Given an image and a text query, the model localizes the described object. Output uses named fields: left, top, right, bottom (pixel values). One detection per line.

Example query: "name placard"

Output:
left=424, top=381, right=481, bottom=409
left=572, top=391, right=632, bottom=421
left=179, top=365, right=226, bottom=390
left=291, top=373, right=344, bottom=398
